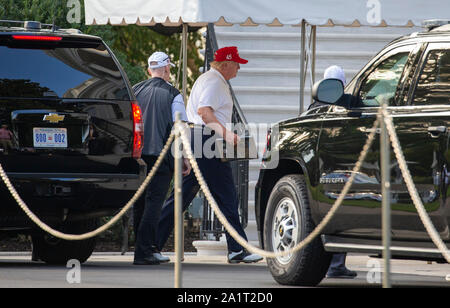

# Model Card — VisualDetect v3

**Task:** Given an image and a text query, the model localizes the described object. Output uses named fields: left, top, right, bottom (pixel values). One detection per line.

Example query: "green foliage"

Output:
left=0, top=0, right=204, bottom=88
left=111, top=25, right=204, bottom=91
left=1, top=0, right=77, bottom=30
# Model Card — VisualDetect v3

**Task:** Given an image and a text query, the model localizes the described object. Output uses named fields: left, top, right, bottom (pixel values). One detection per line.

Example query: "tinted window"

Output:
left=413, top=49, right=450, bottom=105
left=358, top=52, right=409, bottom=107
left=0, top=43, right=130, bottom=100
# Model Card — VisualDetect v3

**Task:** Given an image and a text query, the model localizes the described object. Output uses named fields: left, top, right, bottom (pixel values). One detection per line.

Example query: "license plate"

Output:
left=33, top=128, right=68, bottom=148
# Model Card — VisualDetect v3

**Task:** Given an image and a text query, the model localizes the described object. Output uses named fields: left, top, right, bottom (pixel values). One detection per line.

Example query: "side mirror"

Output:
left=312, top=79, right=344, bottom=105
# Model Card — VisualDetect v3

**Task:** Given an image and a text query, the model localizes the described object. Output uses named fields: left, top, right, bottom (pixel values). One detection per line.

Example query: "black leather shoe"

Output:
left=133, top=256, right=160, bottom=265
left=326, top=267, right=357, bottom=279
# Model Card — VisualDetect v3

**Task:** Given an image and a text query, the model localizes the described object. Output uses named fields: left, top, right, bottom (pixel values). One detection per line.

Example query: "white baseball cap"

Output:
left=148, top=51, right=176, bottom=69
left=324, top=65, right=346, bottom=85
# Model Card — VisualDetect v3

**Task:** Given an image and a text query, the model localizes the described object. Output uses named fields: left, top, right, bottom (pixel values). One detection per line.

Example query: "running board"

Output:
left=321, top=235, right=448, bottom=260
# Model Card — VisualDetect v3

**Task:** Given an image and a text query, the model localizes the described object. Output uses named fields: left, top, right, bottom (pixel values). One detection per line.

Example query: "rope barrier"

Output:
left=178, top=114, right=381, bottom=258
left=0, top=108, right=448, bottom=263
left=0, top=131, right=175, bottom=241
left=382, top=108, right=450, bottom=263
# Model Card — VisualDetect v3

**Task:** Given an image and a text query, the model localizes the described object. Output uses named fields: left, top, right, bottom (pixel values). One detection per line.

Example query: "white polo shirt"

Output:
left=186, top=68, right=233, bottom=126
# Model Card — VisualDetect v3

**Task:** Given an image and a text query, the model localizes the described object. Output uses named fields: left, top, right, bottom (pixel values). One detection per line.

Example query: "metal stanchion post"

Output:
left=380, top=101, right=391, bottom=288
left=174, top=113, right=183, bottom=288
left=181, top=23, right=188, bottom=259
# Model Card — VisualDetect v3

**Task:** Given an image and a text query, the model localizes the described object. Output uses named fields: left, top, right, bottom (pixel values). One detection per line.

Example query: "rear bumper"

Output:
left=0, top=159, right=147, bottom=228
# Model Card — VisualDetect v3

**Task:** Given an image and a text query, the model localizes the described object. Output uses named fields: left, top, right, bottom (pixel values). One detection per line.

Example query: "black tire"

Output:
left=263, top=175, right=332, bottom=286
left=32, top=219, right=97, bottom=265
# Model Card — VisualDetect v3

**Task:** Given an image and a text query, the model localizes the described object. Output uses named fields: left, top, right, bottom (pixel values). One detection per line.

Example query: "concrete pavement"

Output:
left=0, top=252, right=448, bottom=288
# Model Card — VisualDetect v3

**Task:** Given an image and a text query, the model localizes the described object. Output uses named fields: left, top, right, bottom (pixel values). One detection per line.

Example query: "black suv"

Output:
left=256, top=22, right=450, bottom=286
left=0, top=21, right=145, bottom=264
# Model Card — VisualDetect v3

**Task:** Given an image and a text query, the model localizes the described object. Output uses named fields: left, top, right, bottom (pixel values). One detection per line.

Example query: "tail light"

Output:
left=131, top=102, right=144, bottom=159
left=12, top=35, right=62, bottom=41
left=263, top=128, right=272, bottom=159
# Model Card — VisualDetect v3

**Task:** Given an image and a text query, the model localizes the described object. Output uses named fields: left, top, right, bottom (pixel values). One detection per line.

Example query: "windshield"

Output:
left=0, top=42, right=130, bottom=100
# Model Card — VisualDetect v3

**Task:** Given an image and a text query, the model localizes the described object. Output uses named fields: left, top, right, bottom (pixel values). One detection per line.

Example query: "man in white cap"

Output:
left=309, top=65, right=348, bottom=111
left=318, top=65, right=357, bottom=278
left=132, top=51, right=191, bottom=265
left=324, top=65, right=346, bottom=85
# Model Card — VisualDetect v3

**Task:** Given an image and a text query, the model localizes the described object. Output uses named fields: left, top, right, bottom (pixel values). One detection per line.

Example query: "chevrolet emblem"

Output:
left=43, top=113, right=65, bottom=123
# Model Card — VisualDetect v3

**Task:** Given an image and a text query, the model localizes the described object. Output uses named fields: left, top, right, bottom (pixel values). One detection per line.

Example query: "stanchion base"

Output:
left=192, top=240, right=262, bottom=256
left=193, top=240, right=227, bottom=256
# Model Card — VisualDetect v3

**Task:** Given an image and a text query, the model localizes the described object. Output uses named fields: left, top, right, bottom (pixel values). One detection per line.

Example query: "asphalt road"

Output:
left=0, top=253, right=449, bottom=288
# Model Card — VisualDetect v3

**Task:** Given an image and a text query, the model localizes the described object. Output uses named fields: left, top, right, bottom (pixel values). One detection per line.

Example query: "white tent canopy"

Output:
left=85, top=0, right=450, bottom=27
left=84, top=0, right=450, bottom=113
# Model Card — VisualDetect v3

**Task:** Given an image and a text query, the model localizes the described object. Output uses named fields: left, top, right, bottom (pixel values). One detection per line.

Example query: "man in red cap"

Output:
left=186, top=46, right=247, bottom=145
left=156, top=46, right=263, bottom=264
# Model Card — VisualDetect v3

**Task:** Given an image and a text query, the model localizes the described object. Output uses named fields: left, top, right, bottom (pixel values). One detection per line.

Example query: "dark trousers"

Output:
left=133, top=155, right=173, bottom=260
left=328, top=253, right=347, bottom=272
left=156, top=133, right=248, bottom=253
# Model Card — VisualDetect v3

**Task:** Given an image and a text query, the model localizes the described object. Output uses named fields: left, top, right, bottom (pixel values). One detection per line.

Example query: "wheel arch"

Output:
left=256, top=158, right=310, bottom=249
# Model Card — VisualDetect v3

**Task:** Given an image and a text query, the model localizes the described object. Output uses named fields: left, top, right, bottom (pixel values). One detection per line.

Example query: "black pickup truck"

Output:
left=256, top=22, right=450, bottom=286
left=0, top=21, right=146, bottom=264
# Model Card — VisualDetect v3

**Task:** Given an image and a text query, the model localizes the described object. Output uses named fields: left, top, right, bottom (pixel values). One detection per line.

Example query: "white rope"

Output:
left=178, top=114, right=380, bottom=258
left=382, top=107, right=450, bottom=263
left=0, top=131, right=175, bottom=241
left=180, top=107, right=449, bottom=261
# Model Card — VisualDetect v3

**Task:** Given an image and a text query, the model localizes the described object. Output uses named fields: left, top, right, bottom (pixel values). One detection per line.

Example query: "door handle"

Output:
left=428, top=126, right=447, bottom=138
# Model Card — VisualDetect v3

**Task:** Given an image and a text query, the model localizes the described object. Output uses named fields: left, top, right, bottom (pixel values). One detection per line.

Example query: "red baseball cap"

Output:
left=214, top=46, right=248, bottom=64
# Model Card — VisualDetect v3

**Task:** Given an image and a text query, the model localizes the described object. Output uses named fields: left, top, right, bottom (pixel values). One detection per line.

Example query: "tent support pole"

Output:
left=182, top=23, right=188, bottom=103
left=299, top=19, right=306, bottom=114
left=300, top=21, right=317, bottom=113
left=310, top=25, right=316, bottom=106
